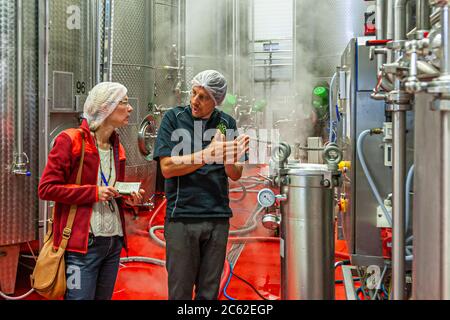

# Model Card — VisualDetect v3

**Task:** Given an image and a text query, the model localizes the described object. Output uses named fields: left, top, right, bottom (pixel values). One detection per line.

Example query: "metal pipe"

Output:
left=16, top=0, right=23, bottom=156
left=442, top=5, right=450, bottom=75
left=417, top=60, right=440, bottom=75
left=417, top=0, right=431, bottom=31
left=109, top=0, right=115, bottom=82
left=443, top=111, right=450, bottom=299
left=390, top=0, right=410, bottom=301
left=395, top=0, right=408, bottom=41
left=103, top=0, right=114, bottom=81
left=377, top=0, right=387, bottom=40
left=232, top=0, right=238, bottom=94
left=406, top=0, right=414, bottom=33
left=387, top=0, right=396, bottom=40
left=377, top=0, right=387, bottom=73
left=392, top=111, right=407, bottom=300
left=438, top=1, right=450, bottom=300
left=95, top=0, right=102, bottom=84
left=38, top=0, right=50, bottom=238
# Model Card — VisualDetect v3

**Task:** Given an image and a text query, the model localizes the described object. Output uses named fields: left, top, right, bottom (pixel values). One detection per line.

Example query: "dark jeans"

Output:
left=164, top=218, right=230, bottom=300
left=64, top=236, right=123, bottom=300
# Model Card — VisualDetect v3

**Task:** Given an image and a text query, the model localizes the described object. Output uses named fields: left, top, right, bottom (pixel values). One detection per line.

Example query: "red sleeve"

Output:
left=38, top=132, right=98, bottom=205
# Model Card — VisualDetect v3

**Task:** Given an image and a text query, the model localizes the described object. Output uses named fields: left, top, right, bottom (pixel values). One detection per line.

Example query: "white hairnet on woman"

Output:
left=83, top=82, right=128, bottom=131
left=191, top=70, right=228, bottom=106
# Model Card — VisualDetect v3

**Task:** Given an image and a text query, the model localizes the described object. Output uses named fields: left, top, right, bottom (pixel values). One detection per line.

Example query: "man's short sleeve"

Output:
left=153, top=111, right=176, bottom=161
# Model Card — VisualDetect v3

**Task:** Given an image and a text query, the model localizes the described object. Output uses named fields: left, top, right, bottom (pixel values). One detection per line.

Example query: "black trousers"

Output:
left=164, top=218, right=230, bottom=300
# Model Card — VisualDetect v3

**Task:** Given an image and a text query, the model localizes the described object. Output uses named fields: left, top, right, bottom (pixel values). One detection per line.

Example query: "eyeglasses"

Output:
left=191, top=91, right=212, bottom=103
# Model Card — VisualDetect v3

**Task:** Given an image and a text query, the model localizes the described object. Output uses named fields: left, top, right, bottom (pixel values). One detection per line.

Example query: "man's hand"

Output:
left=203, top=130, right=250, bottom=164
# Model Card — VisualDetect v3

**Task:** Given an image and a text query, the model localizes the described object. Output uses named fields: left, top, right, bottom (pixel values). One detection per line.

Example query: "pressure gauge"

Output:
left=257, top=189, right=276, bottom=208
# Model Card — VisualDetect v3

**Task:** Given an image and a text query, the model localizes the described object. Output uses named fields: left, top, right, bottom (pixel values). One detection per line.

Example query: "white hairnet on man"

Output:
left=83, top=82, right=128, bottom=131
left=191, top=70, right=228, bottom=106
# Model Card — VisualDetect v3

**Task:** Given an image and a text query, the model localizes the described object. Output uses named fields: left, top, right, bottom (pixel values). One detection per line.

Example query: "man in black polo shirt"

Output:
left=153, top=70, right=249, bottom=300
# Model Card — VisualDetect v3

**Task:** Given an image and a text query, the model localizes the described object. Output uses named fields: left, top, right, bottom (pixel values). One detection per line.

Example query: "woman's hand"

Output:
left=98, top=186, right=120, bottom=202
left=123, top=189, right=146, bottom=207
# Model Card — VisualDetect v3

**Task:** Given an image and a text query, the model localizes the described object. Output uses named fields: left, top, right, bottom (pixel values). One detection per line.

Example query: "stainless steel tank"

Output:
left=279, top=163, right=335, bottom=300
left=0, top=0, right=39, bottom=294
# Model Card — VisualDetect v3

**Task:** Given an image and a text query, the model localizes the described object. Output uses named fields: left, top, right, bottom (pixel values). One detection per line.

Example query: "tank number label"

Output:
left=76, top=81, right=86, bottom=94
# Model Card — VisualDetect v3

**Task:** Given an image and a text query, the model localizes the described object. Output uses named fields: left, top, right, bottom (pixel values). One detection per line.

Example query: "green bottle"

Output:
left=312, top=86, right=329, bottom=119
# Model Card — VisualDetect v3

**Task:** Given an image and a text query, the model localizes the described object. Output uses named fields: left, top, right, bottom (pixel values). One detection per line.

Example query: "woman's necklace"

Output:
left=94, top=134, right=115, bottom=213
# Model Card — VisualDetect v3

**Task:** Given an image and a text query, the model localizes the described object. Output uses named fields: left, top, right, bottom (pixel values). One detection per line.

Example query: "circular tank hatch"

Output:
left=49, top=121, right=80, bottom=150
left=138, top=114, right=158, bottom=161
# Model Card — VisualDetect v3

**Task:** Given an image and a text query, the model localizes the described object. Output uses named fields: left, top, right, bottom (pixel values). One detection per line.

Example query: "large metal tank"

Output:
left=0, top=0, right=39, bottom=294
left=279, top=163, right=335, bottom=300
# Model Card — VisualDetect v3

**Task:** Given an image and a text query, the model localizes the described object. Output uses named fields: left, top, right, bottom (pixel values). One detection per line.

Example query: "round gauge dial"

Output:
left=257, top=189, right=276, bottom=208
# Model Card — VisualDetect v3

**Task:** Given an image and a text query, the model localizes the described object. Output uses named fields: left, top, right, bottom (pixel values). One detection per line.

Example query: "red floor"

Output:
left=3, top=166, right=351, bottom=300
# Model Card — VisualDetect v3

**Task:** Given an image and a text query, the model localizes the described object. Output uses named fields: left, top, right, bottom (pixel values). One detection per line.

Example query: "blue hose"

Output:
left=381, top=284, right=389, bottom=299
left=223, top=262, right=237, bottom=301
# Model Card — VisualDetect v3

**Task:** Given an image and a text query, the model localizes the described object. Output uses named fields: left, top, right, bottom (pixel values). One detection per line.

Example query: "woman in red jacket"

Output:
left=38, top=82, right=145, bottom=300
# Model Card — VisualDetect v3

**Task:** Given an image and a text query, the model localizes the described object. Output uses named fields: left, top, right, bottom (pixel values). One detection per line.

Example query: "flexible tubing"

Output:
left=223, top=262, right=237, bottom=300
left=148, top=198, right=168, bottom=230
left=229, top=207, right=264, bottom=236
left=357, top=130, right=393, bottom=226
left=120, top=256, right=165, bottom=266
left=0, top=289, right=35, bottom=300
left=219, top=259, right=231, bottom=298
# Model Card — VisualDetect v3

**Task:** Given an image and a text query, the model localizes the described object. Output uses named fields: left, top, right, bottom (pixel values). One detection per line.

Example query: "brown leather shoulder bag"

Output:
left=30, top=130, right=85, bottom=300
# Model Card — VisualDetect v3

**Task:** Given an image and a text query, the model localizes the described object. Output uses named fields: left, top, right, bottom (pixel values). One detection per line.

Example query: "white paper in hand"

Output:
left=115, top=182, right=141, bottom=195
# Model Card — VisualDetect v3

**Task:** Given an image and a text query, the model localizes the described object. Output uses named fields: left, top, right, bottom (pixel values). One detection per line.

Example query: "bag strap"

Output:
left=59, top=129, right=86, bottom=250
